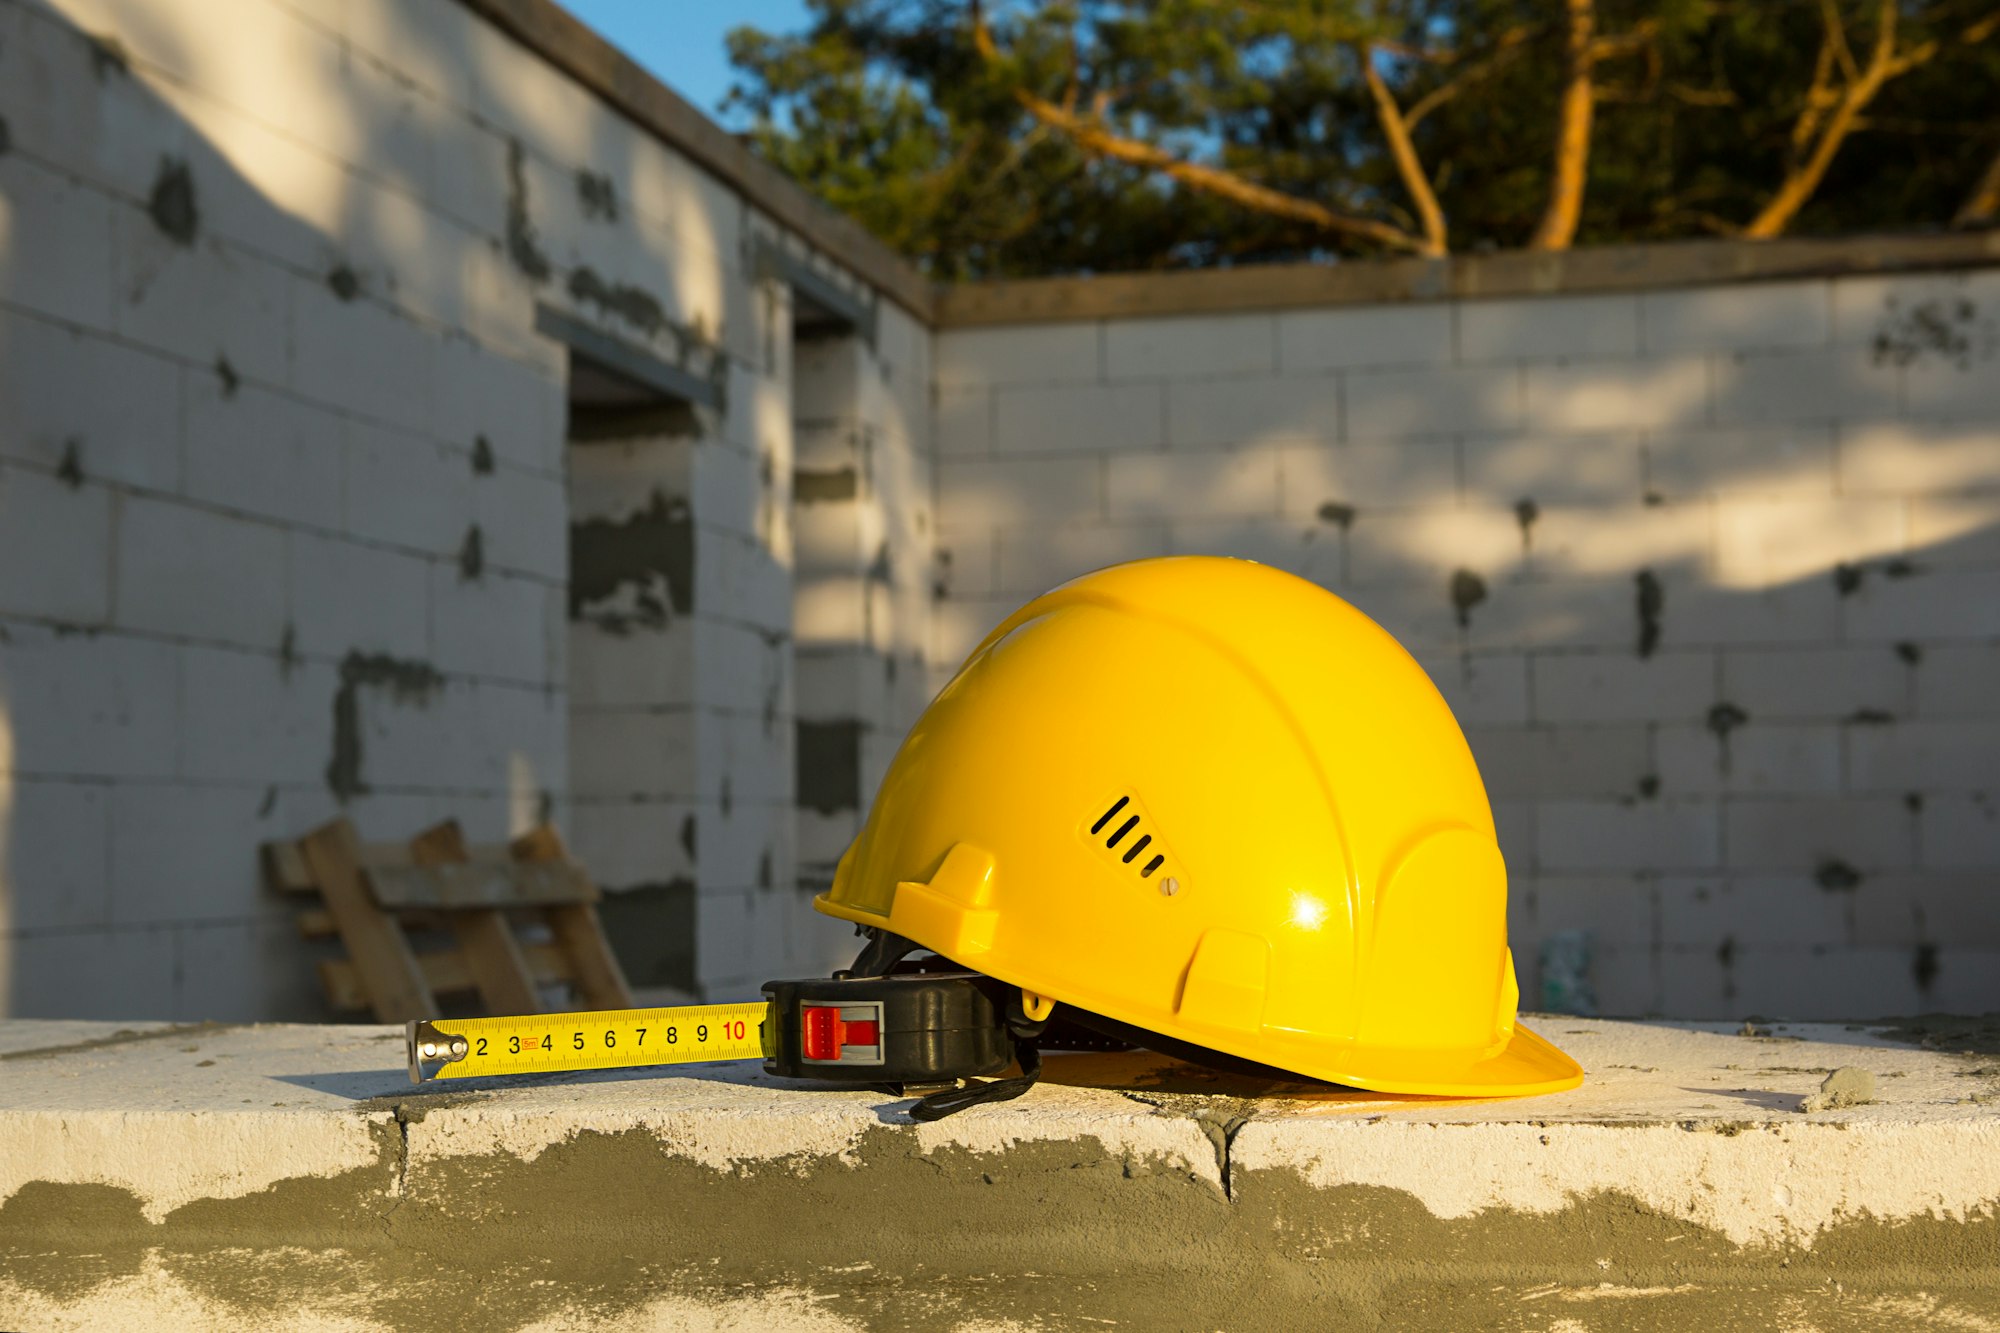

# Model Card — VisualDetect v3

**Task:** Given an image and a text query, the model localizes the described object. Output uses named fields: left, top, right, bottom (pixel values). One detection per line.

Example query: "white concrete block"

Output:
left=1849, top=720, right=2000, bottom=794
left=5, top=926, right=177, bottom=1020
left=0, top=462, right=113, bottom=624
left=567, top=797, right=697, bottom=889
left=1168, top=376, right=1342, bottom=450
left=932, top=530, right=996, bottom=599
left=1640, top=281, right=1830, bottom=354
left=1849, top=872, right=2000, bottom=947
left=1714, top=497, right=1904, bottom=584
left=1654, top=722, right=1842, bottom=795
left=111, top=224, right=291, bottom=389
left=1466, top=577, right=1639, bottom=652
left=996, top=522, right=1169, bottom=596
left=1837, top=420, right=1999, bottom=497
left=1538, top=799, right=1721, bottom=871
left=0, top=314, right=184, bottom=493
left=1842, top=569, right=2000, bottom=641
left=1462, top=433, right=1643, bottom=507
left=1522, top=357, right=1708, bottom=432
left=1104, top=313, right=1276, bottom=381
left=1710, top=348, right=1898, bottom=425
left=106, top=781, right=280, bottom=925
left=1907, top=496, right=2000, bottom=568
left=693, top=618, right=789, bottom=720
left=697, top=529, right=792, bottom=635
left=340, top=422, right=473, bottom=557
left=1277, top=303, right=1452, bottom=371
left=0, top=625, right=179, bottom=779
left=1656, top=874, right=1847, bottom=948
left=1918, top=644, right=2000, bottom=718
left=0, top=154, right=114, bottom=329
left=1722, top=646, right=1909, bottom=722
left=1654, top=575, right=1841, bottom=649
left=1646, top=425, right=1838, bottom=500
left=935, top=386, right=993, bottom=457
left=994, top=382, right=1164, bottom=455
left=1464, top=724, right=1649, bottom=799
left=1276, top=441, right=1458, bottom=516
left=432, top=337, right=564, bottom=476
left=1346, top=365, right=1522, bottom=438
left=570, top=618, right=692, bottom=711
left=1415, top=653, right=1530, bottom=727
left=696, top=709, right=792, bottom=805
left=1723, top=798, right=1911, bottom=872
left=1532, top=875, right=1656, bottom=946
left=1459, top=293, right=1642, bottom=363
left=286, top=531, right=431, bottom=662
left=568, top=709, right=694, bottom=801
left=114, top=495, right=286, bottom=649
left=936, top=457, right=1103, bottom=529
left=290, top=277, right=436, bottom=435
left=693, top=886, right=753, bottom=993
left=1105, top=448, right=1281, bottom=521
left=1904, top=356, right=2000, bottom=420
left=1533, top=645, right=1720, bottom=732
left=1829, top=270, right=2000, bottom=346
left=183, top=382, right=343, bottom=530
left=1343, top=506, right=1523, bottom=587
left=0, top=777, right=111, bottom=931
left=1528, top=503, right=1713, bottom=580
left=935, top=324, right=1102, bottom=390
left=178, top=646, right=336, bottom=787
left=430, top=568, right=556, bottom=686
left=471, top=466, right=566, bottom=582
left=1917, top=796, right=2000, bottom=870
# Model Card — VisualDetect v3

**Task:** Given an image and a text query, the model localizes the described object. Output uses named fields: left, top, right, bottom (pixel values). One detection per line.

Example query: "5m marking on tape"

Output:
left=407, top=1002, right=768, bottom=1083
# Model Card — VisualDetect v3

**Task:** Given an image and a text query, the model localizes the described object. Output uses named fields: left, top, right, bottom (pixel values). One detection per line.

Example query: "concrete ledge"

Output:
left=3, top=1016, right=1998, bottom=1329
left=934, top=230, right=2000, bottom=325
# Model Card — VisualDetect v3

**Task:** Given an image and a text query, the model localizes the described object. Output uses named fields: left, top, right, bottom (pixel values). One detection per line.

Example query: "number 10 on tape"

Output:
left=407, top=1002, right=768, bottom=1082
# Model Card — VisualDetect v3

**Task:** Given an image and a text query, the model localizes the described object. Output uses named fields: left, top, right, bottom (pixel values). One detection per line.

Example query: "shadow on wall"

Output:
left=931, top=289, right=2000, bottom=1022
left=0, top=0, right=741, bottom=1019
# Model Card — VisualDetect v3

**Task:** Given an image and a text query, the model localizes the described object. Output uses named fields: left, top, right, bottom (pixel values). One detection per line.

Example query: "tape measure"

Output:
left=408, top=1001, right=767, bottom=1082
left=405, top=971, right=1022, bottom=1089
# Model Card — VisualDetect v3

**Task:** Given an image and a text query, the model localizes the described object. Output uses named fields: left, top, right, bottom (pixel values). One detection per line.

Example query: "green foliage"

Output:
left=726, top=0, right=2000, bottom=275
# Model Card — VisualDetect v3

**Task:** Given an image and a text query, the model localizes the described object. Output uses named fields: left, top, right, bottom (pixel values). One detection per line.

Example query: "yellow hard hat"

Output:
left=816, top=556, right=1581, bottom=1098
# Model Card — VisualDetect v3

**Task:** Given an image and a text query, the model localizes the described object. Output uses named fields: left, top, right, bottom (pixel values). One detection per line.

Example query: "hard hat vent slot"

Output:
left=1090, top=797, right=1130, bottom=836
left=1086, top=794, right=1175, bottom=884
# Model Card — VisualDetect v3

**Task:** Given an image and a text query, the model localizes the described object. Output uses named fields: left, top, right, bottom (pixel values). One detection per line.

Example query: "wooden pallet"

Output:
left=263, top=817, right=634, bottom=1022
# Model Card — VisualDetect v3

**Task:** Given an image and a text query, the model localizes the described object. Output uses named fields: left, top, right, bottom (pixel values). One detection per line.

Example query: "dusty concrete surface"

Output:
left=2, top=1015, right=1998, bottom=1330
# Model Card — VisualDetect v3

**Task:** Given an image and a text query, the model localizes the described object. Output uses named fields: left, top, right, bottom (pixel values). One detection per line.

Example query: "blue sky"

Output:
left=557, top=1, right=814, bottom=128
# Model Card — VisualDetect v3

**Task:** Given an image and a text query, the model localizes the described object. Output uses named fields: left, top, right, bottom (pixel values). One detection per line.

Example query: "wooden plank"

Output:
left=261, top=840, right=316, bottom=893
left=320, top=943, right=577, bottom=1013
left=512, top=824, right=635, bottom=1011
left=363, top=861, right=596, bottom=909
left=299, top=819, right=437, bottom=1023
left=411, top=821, right=542, bottom=1017
left=296, top=908, right=337, bottom=940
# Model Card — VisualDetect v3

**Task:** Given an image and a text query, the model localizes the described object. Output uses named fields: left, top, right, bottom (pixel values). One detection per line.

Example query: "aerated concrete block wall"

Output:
left=0, top=0, right=894, bottom=1017
left=931, top=272, right=2000, bottom=1021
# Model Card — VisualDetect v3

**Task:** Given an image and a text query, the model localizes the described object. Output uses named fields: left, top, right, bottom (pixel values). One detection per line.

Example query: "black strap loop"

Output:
left=907, top=1042, right=1042, bottom=1121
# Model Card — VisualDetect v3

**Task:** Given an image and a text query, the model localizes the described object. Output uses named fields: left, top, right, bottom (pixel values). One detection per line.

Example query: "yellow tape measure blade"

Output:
left=408, top=1002, right=769, bottom=1083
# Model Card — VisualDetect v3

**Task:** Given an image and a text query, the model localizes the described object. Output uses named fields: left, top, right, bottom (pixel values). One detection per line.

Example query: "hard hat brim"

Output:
left=1311, top=1021, right=1584, bottom=1098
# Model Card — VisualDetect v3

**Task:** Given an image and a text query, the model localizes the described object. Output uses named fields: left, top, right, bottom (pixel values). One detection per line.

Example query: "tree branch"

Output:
left=968, top=8, right=1433, bottom=255
left=1360, top=44, right=1449, bottom=256
left=1529, top=0, right=1598, bottom=250
left=1955, top=141, right=2000, bottom=226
